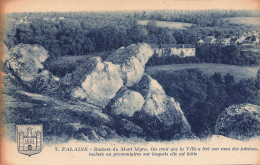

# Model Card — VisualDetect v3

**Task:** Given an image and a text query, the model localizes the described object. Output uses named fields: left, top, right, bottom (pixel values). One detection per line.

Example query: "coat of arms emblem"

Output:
left=16, top=124, right=43, bottom=156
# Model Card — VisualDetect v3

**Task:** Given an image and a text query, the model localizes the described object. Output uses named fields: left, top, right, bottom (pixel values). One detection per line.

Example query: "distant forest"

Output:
left=3, top=10, right=260, bottom=59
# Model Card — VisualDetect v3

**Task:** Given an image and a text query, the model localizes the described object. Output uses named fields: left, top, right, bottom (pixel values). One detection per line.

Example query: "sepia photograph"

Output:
left=0, top=0, right=259, bottom=164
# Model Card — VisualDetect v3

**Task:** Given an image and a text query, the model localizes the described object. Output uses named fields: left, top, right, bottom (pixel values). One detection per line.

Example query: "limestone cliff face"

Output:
left=215, top=104, right=260, bottom=140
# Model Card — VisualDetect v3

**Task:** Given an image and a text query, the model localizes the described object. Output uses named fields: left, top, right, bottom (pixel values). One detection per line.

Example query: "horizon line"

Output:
left=4, top=8, right=260, bottom=14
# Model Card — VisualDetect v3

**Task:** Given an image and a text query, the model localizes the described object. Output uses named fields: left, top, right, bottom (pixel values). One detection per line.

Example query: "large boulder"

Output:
left=110, top=88, right=145, bottom=117
left=4, top=44, right=60, bottom=94
left=106, top=43, right=153, bottom=87
left=215, top=104, right=260, bottom=140
left=70, top=57, right=123, bottom=107
left=133, top=74, right=167, bottom=116
left=132, top=74, right=193, bottom=140
left=69, top=43, right=153, bottom=107
left=2, top=44, right=27, bottom=93
left=5, top=44, right=49, bottom=82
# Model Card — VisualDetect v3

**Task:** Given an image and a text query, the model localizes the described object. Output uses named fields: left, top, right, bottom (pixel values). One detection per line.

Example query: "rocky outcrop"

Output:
left=132, top=74, right=194, bottom=140
left=4, top=44, right=60, bottom=94
left=66, top=43, right=193, bottom=139
left=70, top=57, right=123, bottom=107
left=4, top=42, right=195, bottom=141
left=110, top=88, right=144, bottom=117
left=215, top=104, right=260, bottom=140
left=5, top=44, right=49, bottom=82
left=69, top=43, right=153, bottom=107
left=133, top=74, right=168, bottom=116
left=106, top=43, right=153, bottom=87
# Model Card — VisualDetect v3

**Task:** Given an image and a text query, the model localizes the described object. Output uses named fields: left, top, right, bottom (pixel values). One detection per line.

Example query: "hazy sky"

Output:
left=2, top=0, right=260, bottom=13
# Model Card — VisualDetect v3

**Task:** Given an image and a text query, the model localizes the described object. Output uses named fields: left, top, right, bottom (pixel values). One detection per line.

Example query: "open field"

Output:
left=138, top=20, right=194, bottom=30
left=221, top=17, right=260, bottom=26
left=146, top=63, right=259, bottom=81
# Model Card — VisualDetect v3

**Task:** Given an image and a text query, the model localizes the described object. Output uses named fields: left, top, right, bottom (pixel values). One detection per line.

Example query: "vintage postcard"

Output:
left=0, top=0, right=259, bottom=164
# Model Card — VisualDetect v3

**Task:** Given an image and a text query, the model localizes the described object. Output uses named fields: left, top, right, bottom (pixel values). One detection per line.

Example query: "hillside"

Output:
left=3, top=42, right=260, bottom=142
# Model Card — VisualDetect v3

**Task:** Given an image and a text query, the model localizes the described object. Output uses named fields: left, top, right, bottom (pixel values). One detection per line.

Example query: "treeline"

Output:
left=7, top=9, right=259, bottom=27
left=147, top=44, right=260, bottom=66
left=197, top=44, right=260, bottom=65
left=5, top=19, right=146, bottom=56
left=150, top=69, right=260, bottom=137
left=141, top=9, right=260, bottom=27
left=5, top=19, right=256, bottom=58
left=3, top=11, right=258, bottom=58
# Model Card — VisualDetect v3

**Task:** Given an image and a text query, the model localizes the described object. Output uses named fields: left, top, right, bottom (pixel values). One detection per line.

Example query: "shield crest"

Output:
left=16, top=124, right=43, bottom=157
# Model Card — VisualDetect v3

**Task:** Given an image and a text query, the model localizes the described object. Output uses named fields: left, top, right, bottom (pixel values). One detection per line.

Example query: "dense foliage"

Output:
left=4, top=10, right=259, bottom=60
left=150, top=69, right=260, bottom=137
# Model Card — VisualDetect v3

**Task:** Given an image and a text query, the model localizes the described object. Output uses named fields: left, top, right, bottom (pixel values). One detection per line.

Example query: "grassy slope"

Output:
left=3, top=90, right=111, bottom=143
left=221, top=17, right=260, bottom=26
left=145, top=63, right=259, bottom=81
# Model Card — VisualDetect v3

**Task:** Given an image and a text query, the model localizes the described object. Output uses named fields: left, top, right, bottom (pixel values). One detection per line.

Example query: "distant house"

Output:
left=150, top=44, right=196, bottom=57
left=58, top=17, right=65, bottom=20
left=253, top=35, right=259, bottom=45
left=247, top=32, right=253, bottom=37
left=221, top=37, right=231, bottom=45
left=235, top=35, right=247, bottom=44
left=17, top=18, right=29, bottom=24
left=252, top=31, right=258, bottom=36
left=204, top=36, right=217, bottom=44
left=198, top=39, right=205, bottom=44
left=43, top=17, right=49, bottom=21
